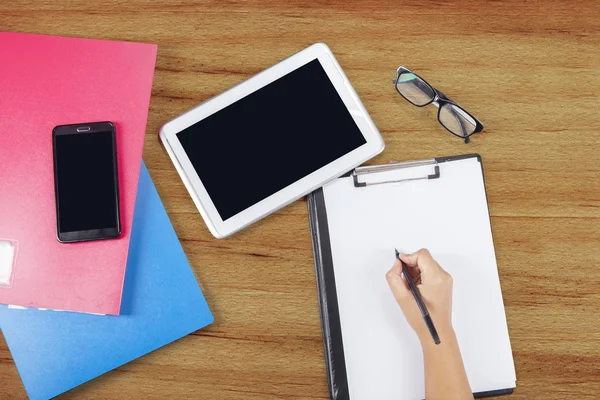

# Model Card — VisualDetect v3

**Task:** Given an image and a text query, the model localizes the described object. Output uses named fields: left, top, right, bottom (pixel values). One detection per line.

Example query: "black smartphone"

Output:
left=52, top=121, right=121, bottom=243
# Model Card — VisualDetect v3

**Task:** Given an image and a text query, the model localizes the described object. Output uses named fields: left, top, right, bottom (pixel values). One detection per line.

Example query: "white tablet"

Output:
left=160, top=43, right=384, bottom=238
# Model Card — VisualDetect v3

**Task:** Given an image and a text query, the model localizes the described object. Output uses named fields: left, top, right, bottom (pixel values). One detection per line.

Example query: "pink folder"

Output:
left=0, top=32, right=157, bottom=315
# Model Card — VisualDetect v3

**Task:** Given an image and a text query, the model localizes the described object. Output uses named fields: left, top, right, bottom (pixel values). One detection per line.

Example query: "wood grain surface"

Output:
left=2, top=1, right=600, bottom=399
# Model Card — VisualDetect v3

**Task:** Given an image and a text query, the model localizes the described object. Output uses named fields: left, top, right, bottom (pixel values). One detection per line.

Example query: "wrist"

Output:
left=418, top=323, right=456, bottom=349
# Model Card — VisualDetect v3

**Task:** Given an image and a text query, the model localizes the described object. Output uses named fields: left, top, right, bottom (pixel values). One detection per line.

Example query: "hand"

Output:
left=386, top=249, right=454, bottom=344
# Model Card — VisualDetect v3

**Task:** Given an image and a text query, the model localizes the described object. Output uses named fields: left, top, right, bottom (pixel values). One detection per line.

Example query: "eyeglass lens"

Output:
left=438, top=104, right=477, bottom=138
left=396, top=73, right=436, bottom=106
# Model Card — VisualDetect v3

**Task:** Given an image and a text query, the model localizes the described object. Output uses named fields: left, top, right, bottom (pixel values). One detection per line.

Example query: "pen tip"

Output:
left=394, top=248, right=399, bottom=258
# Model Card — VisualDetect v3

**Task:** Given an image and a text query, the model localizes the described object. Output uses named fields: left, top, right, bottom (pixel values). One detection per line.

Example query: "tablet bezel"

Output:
left=160, top=43, right=384, bottom=238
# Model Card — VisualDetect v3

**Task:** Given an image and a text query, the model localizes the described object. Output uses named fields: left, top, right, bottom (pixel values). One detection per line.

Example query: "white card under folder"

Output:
left=308, top=154, right=516, bottom=400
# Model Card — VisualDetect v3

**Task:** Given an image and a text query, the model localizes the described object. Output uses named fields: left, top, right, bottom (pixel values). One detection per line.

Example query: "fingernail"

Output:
left=400, top=272, right=406, bottom=281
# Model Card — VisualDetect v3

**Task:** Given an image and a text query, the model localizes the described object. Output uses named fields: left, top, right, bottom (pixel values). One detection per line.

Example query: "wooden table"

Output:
left=2, top=1, right=600, bottom=399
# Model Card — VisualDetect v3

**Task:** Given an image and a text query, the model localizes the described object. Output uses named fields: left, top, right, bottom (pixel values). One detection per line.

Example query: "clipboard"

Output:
left=308, top=154, right=516, bottom=400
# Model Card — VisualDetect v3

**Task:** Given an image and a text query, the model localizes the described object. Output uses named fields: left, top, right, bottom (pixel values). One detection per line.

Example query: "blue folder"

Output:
left=0, top=163, right=214, bottom=400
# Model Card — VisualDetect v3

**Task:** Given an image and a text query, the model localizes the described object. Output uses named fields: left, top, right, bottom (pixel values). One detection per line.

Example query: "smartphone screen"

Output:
left=53, top=122, right=121, bottom=242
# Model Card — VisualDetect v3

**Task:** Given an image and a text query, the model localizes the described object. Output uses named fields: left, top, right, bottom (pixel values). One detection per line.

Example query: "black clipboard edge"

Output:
left=308, top=188, right=350, bottom=400
left=435, top=153, right=482, bottom=164
left=475, top=388, right=515, bottom=398
left=308, top=154, right=515, bottom=399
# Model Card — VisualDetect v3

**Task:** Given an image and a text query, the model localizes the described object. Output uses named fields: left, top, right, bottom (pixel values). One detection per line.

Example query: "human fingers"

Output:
left=399, top=249, right=443, bottom=280
left=386, top=260, right=410, bottom=303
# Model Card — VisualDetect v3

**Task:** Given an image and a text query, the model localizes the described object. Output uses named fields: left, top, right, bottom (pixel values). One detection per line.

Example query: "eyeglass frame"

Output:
left=393, top=66, right=484, bottom=143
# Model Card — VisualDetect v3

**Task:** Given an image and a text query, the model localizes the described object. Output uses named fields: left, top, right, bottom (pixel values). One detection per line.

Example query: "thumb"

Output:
left=386, top=260, right=411, bottom=303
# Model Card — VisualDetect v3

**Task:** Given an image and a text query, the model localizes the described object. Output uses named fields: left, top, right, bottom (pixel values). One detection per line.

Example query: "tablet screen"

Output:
left=177, top=59, right=367, bottom=221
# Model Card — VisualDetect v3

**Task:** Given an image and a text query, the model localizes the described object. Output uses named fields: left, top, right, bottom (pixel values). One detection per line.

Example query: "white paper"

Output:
left=0, top=240, right=16, bottom=286
left=322, top=158, right=516, bottom=399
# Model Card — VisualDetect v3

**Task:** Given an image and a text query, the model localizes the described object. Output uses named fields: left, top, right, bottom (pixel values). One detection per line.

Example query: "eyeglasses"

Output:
left=393, top=66, right=483, bottom=143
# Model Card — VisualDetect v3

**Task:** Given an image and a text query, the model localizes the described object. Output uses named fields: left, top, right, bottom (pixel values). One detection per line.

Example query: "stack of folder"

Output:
left=0, top=32, right=213, bottom=400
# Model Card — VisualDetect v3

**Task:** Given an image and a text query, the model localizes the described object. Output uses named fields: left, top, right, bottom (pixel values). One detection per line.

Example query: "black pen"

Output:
left=395, top=249, right=441, bottom=345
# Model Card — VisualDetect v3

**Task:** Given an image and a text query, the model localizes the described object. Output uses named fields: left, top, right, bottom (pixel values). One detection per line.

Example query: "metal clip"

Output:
left=352, top=159, right=440, bottom=188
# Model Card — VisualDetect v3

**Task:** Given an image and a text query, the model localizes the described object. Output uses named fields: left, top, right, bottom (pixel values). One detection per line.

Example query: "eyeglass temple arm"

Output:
left=439, top=90, right=483, bottom=127
left=439, top=90, right=474, bottom=142
left=448, top=105, right=470, bottom=144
